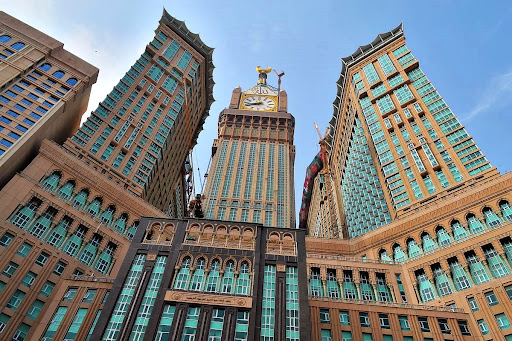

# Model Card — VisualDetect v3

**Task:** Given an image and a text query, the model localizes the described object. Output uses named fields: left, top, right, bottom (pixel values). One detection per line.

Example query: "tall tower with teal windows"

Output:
left=65, top=9, right=214, bottom=216
left=202, top=67, right=296, bottom=228
left=325, top=24, right=498, bottom=238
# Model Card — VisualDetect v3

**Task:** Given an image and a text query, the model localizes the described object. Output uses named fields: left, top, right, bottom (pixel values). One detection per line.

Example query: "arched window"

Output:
left=422, top=232, right=438, bottom=252
left=72, top=189, right=89, bottom=209
left=359, top=272, right=374, bottom=301
left=79, top=236, right=100, bottom=266
left=220, top=261, right=235, bottom=294
left=173, top=257, right=191, bottom=290
left=466, top=252, right=491, bottom=285
left=100, top=205, right=116, bottom=226
left=407, top=239, right=423, bottom=258
left=376, top=273, right=392, bottom=302
left=126, top=221, right=139, bottom=240
left=466, top=214, right=486, bottom=234
left=416, top=272, right=437, bottom=303
left=205, top=260, right=221, bottom=293
left=432, top=265, right=454, bottom=297
left=29, top=207, right=57, bottom=238
left=451, top=220, right=469, bottom=240
left=10, top=198, right=41, bottom=229
left=57, top=180, right=75, bottom=200
left=325, top=269, right=341, bottom=299
left=483, top=245, right=511, bottom=278
left=95, top=242, right=116, bottom=274
left=379, top=249, right=392, bottom=262
left=0, top=35, right=12, bottom=43
left=483, top=207, right=502, bottom=227
left=39, top=63, right=52, bottom=72
left=235, top=262, right=251, bottom=295
left=436, top=227, right=453, bottom=247
left=62, top=226, right=87, bottom=257
left=393, top=244, right=408, bottom=263
left=66, top=78, right=78, bottom=86
left=500, top=200, right=512, bottom=221
left=86, top=197, right=102, bottom=217
left=448, top=259, right=472, bottom=291
left=52, top=70, right=65, bottom=79
left=309, top=267, right=324, bottom=297
left=113, top=214, right=128, bottom=233
left=11, top=42, right=25, bottom=50
left=189, top=258, right=206, bottom=291
left=41, top=172, right=61, bottom=191
left=46, top=217, right=72, bottom=248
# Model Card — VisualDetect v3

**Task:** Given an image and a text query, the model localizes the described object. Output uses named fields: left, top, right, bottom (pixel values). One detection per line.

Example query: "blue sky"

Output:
left=4, top=0, right=512, bottom=220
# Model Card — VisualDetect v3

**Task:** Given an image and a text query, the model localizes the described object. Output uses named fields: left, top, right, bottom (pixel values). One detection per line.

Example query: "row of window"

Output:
left=380, top=201, right=512, bottom=263
left=38, top=62, right=78, bottom=86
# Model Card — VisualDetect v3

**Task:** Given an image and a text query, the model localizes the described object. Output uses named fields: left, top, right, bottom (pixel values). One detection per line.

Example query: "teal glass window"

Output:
left=344, top=272, right=359, bottom=300
left=12, top=322, right=30, bottom=341
left=3, top=261, right=18, bottom=277
left=181, top=307, right=200, bottom=340
left=22, top=271, right=36, bottom=287
left=7, top=289, right=25, bottom=310
left=468, top=297, right=479, bottom=311
left=63, top=288, right=77, bottom=302
left=236, top=262, right=251, bottom=295
left=438, top=319, right=451, bottom=334
left=0, top=313, right=9, bottom=334
left=342, top=331, right=352, bottom=341
left=220, top=261, right=235, bottom=294
left=433, top=267, right=454, bottom=297
left=321, top=329, right=332, bottom=341
left=339, top=311, right=350, bottom=325
left=478, top=319, right=489, bottom=335
left=208, top=309, right=225, bottom=341
left=377, top=54, right=396, bottom=75
left=27, top=299, right=44, bottom=319
left=189, top=258, right=205, bottom=291
left=57, top=180, right=75, bottom=200
left=484, top=246, right=511, bottom=278
left=359, top=312, right=370, bottom=327
left=360, top=273, right=375, bottom=301
left=177, top=51, right=192, bottom=70
left=362, top=63, right=380, bottom=84
left=64, top=308, right=88, bottom=340
left=205, top=260, right=221, bottom=293
left=41, top=172, right=61, bottom=191
left=393, top=244, right=408, bottom=262
left=407, top=239, right=423, bottom=258
left=483, top=207, right=502, bottom=227
left=82, top=289, right=96, bottom=303
left=467, top=254, right=491, bottom=284
left=320, top=309, right=330, bottom=323
left=130, top=256, right=167, bottom=340
left=0, top=231, right=15, bottom=247
left=86, top=197, right=102, bottom=217
left=467, top=214, right=486, bottom=233
left=261, top=265, right=276, bottom=340
left=156, top=304, right=175, bottom=341
left=496, top=313, right=511, bottom=330
left=376, top=95, right=395, bottom=114
left=326, top=270, right=341, bottom=298
left=394, top=85, right=414, bottom=105
left=399, top=316, right=410, bottom=330
left=500, top=201, right=512, bottom=220
left=103, top=254, right=146, bottom=340
left=376, top=273, right=392, bottom=302
left=286, top=267, right=300, bottom=340
left=71, top=189, right=88, bottom=209
left=99, top=205, right=115, bottom=226
left=417, top=273, right=437, bottom=302
left=43, top=306, right=67, bottom=340
left=449, top=260, right=472, bottom=291
left=234, top=311, right=249, bottom=341
left=113, top=214, right=127, bottom=233
left=436, top=227, right=453, bottom=246
left=393, top=45, right=409, bottom=57
left=29, top=207, right=56, bottom=238
left=16, top=242, right=32, bottom=257
left=309, top=268, right=324, bottom=297
left=173, top=257, right=191, bottom=290
left=40, top=281, right=55, bottom=297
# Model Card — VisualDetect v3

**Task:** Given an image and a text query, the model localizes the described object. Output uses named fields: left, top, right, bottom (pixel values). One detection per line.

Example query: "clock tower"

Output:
left=202, top=67, right=296, bottom=228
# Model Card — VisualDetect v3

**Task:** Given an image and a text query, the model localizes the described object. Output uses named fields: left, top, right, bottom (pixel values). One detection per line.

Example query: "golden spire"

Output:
left=256, top=66, right=271, bottom=85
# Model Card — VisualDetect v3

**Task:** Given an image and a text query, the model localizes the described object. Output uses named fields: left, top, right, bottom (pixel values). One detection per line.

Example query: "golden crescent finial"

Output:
left=256, top=66, right=272, bottom=74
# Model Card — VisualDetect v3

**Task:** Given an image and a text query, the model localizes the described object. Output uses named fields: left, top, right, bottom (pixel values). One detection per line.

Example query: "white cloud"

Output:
left=462, top=69, right=512, bottom=121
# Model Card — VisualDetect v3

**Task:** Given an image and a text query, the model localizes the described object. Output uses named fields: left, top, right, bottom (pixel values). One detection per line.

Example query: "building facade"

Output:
left=90, top=216, right=309, bottom=341
left=303, top=24, right=512, bottom=340
left=202, top=69, right=296, bottom=228
left=0, top=11, right=99, bottom=188
left=0, top=10, right=214, bottom=341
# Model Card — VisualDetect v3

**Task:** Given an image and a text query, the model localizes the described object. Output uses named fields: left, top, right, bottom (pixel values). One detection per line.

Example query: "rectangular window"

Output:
left=64, top=308, right=88, bottom=340
left=399, top=316, right=410, bottom=330
left=376, top=95, right=395, bottom=114
left=3, top=261, right=18, bottom=277
left=16, top=242, right=32, bottom=257
left=359, top=312, right=370, bottom=327
left=35, top=251, right=50, bottom=267
left=485, top=291, right=499, bottom=306
left=362, top=63, right=380, bottom=84
left=339, top=311, right=350, bottom=326
left=320, top=309, right=330, bottom=323
left=27, top=300, right=44, bottom=320
left=40, top=281, right=55, bottom=297
left=7, top=289, right=26, bottom=310
left=42, top=306, right=68, bottom=340
left=0, top=232, right=14, bottom=247
left=22, top=271, right=37, bottom=287
left=379, top=314, right=390, bottom=329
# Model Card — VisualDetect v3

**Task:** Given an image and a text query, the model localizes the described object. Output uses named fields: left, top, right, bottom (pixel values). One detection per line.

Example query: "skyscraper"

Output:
left=202, top=68, right=296, bottom=228
left=302, top=24, right=512, bottom=340
left=0, top=10, right=214, bottom=340
left=0, top=11, right=99, bottom=188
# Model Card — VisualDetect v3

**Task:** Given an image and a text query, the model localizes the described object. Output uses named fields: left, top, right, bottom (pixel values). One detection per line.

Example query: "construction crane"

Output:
left=313, top=122, right=340, bottom=239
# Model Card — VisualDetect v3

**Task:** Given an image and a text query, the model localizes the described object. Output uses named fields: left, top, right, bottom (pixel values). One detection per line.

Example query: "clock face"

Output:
left=242, top=95, right=276, bottom=111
